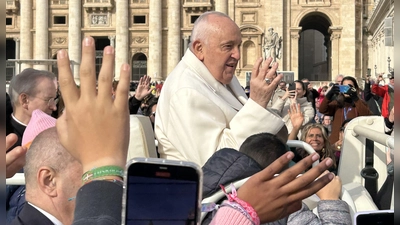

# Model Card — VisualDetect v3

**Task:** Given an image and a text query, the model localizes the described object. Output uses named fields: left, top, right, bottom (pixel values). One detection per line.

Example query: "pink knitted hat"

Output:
left=21, top=109, right=56, bottom=148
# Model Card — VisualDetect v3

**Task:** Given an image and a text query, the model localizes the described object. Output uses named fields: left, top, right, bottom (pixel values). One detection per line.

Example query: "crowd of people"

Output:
left=5, top=11, right=394, bottom=225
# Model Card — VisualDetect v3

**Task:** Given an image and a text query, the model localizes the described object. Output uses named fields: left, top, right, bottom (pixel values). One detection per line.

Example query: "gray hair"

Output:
left=24, top=127, right=77, bottom=189
left=9, top=68, right=56, bottom=107
left=189, top=11, right=232, bottom=51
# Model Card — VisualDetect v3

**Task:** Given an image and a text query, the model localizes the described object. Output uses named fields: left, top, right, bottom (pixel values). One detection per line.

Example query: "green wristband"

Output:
left=82, top=165, right=124, bottom=183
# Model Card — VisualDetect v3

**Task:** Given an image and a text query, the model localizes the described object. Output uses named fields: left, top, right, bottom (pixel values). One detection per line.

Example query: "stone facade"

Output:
left=5, top=0, right=394, bottom=87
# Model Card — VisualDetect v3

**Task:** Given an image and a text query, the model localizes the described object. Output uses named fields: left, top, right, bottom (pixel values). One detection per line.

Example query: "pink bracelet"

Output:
left=220, top=184, right=260, bottom=225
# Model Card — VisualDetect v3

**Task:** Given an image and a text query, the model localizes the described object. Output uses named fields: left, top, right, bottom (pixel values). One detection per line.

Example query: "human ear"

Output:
left=37, top=166, right=58, bottom=197
left=19, top=93, right=29, bottom=109
left=192, top=40, right=204, bottom=61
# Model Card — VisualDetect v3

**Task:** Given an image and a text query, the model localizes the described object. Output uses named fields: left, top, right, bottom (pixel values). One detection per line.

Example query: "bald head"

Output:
left=24, top=127, right=77, bottom=188
left=189, top=11, right=238, bottom=50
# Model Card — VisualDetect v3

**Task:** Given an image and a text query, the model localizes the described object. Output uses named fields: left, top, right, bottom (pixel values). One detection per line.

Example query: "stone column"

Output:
left=14, top=37, right=20, bottom=74
left=215, top=0, right=228, bottom=14
left=34, top=0, right=49, bottom=70
left=290, top=27, right=301, bottom=80
left=228, top=0, right=235, bottom=18
left=20, top=0, right=33, bottom=70
left=329, top=27, right=343, bottom=79
left=68, top=0, right=82, bottom=84
left=115, top=0, right=129, bottom=80
left=148, top=0, right=162, bottom=80
left=167, top=0, right=180, bottom=78
left=183, top=35, right=189, bottom=52
left=109, top=35, right=116, bottom=48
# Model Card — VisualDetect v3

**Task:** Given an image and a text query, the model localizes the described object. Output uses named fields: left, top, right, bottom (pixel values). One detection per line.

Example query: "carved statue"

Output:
left=263, top=27, right=282, bottom=62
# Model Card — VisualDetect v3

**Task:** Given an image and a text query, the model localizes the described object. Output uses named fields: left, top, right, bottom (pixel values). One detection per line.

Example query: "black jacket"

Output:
left=201, top=148, right=264, bottom=225
left=10, top=203, right=53, bottom=225
left=202, top=148, right=263, bottom=199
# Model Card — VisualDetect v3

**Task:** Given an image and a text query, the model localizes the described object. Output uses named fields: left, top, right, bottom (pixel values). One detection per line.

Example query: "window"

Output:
left=6, top=18, right=12, bottom=25
left=133, top=15, right=146, bottom=24
left=52, top=0, right=68, bottom=4
left=54, top=16, right=67, bottom=25
left=186, top=0, right=209, bottom=2
left=191, top=15, right=199, bottom=24
left=131, top=0, right=147, bottom=3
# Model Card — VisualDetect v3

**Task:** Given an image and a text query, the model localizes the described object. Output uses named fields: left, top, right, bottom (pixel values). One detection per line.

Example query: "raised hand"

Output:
left=289, top=103, right=304, bottom=130
left=135, top=75, right=154, bottom=101
left=6, top=134, right=28, bottom=178
left=250, top=57, right=284, bottom=108
left=56, top=37, right=131, bottom=172
left=237, top=152, right=334, bottom=223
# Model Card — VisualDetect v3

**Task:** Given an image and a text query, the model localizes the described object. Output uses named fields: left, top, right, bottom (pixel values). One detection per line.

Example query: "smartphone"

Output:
left=338, top=85, right=350, bottom=93
left=353, top=210, right=393, bottom=225
left=288, top=82, right=296, bottom=91
left=122, top=158, right=203, bottom=225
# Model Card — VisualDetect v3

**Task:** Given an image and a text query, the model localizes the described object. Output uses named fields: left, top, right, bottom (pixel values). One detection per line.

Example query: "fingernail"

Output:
left=286, top=151, right=294, bottom=159
left=84, top=36, right=92, bottom=46
left=325, top=158, right=333, bottom=167
left=122, top=63, right=129, bottom=71
left=312, top=153, right=320, bottom=161
left=57, top=50, right=67, bottom=59
left=328, top=173, right=334, bottom=180
left=105, top=46, right=114, bottom=55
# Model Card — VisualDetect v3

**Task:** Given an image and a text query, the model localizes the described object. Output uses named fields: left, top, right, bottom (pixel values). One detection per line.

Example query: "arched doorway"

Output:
left=298, top=13, right=331, bottom=81
left=131, top=53, right=147, bottom=81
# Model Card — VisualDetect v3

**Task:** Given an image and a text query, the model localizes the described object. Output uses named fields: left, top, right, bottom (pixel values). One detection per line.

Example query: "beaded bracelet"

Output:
left=82, top=165, right=124, bottom=184
left=220, top=183, right=260, bottom=225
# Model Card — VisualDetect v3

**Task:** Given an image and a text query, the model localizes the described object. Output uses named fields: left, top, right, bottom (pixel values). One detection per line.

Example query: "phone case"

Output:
left=122, top=157, right=203, bottom=225
left=338, top=85, right=350, bottom=93
left=353, top=210, right=394, bottom=225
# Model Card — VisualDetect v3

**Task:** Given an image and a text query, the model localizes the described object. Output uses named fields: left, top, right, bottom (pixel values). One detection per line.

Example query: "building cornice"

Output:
left=367, top=0, right=393, bottom=34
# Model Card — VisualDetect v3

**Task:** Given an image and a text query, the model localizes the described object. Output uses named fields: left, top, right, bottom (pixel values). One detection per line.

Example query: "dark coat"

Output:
left=8, top=116, right=26, bottom=151
left=73, top=181, right=122, bottom=225
left=202, top=148, right=263, bottom=198
left=10, top=203, right=53, bottom=225
left=6, top=92, right=13, bottom=136
left=201, top=148, right=265, bottom=225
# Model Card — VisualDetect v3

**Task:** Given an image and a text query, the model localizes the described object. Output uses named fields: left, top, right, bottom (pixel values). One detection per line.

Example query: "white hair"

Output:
left=189, top=11, right=232, bottom=51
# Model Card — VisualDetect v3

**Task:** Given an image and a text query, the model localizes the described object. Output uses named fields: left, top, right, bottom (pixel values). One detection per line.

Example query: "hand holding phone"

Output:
left=123, top=158, right=202, bottom=225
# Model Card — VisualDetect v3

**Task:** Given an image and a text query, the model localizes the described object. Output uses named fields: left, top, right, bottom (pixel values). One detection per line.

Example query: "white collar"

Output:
left=28, top=202, right=64, bottom=225
left=11, top=114, right=27, bottom=126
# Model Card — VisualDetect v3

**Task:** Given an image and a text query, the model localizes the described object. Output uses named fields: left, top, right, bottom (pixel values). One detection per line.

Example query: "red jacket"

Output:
left=372, top=84, right=391, bottom=117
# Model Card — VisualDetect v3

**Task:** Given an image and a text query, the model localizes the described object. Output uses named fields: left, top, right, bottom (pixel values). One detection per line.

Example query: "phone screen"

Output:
left=338, top=85, right=350, bottom=93
left=125, top=162, right=200, bottom=225
left=355, top=211, right=393, bottom=225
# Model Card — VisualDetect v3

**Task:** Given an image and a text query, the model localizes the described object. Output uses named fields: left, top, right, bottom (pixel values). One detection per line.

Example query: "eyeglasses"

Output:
left=150, top=111, right=156, bottom=117
left=32, top=95, right=59, bottom=107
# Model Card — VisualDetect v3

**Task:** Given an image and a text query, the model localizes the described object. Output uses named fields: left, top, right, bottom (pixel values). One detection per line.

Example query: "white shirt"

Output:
left=28, top=202, right=63, bottom=225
